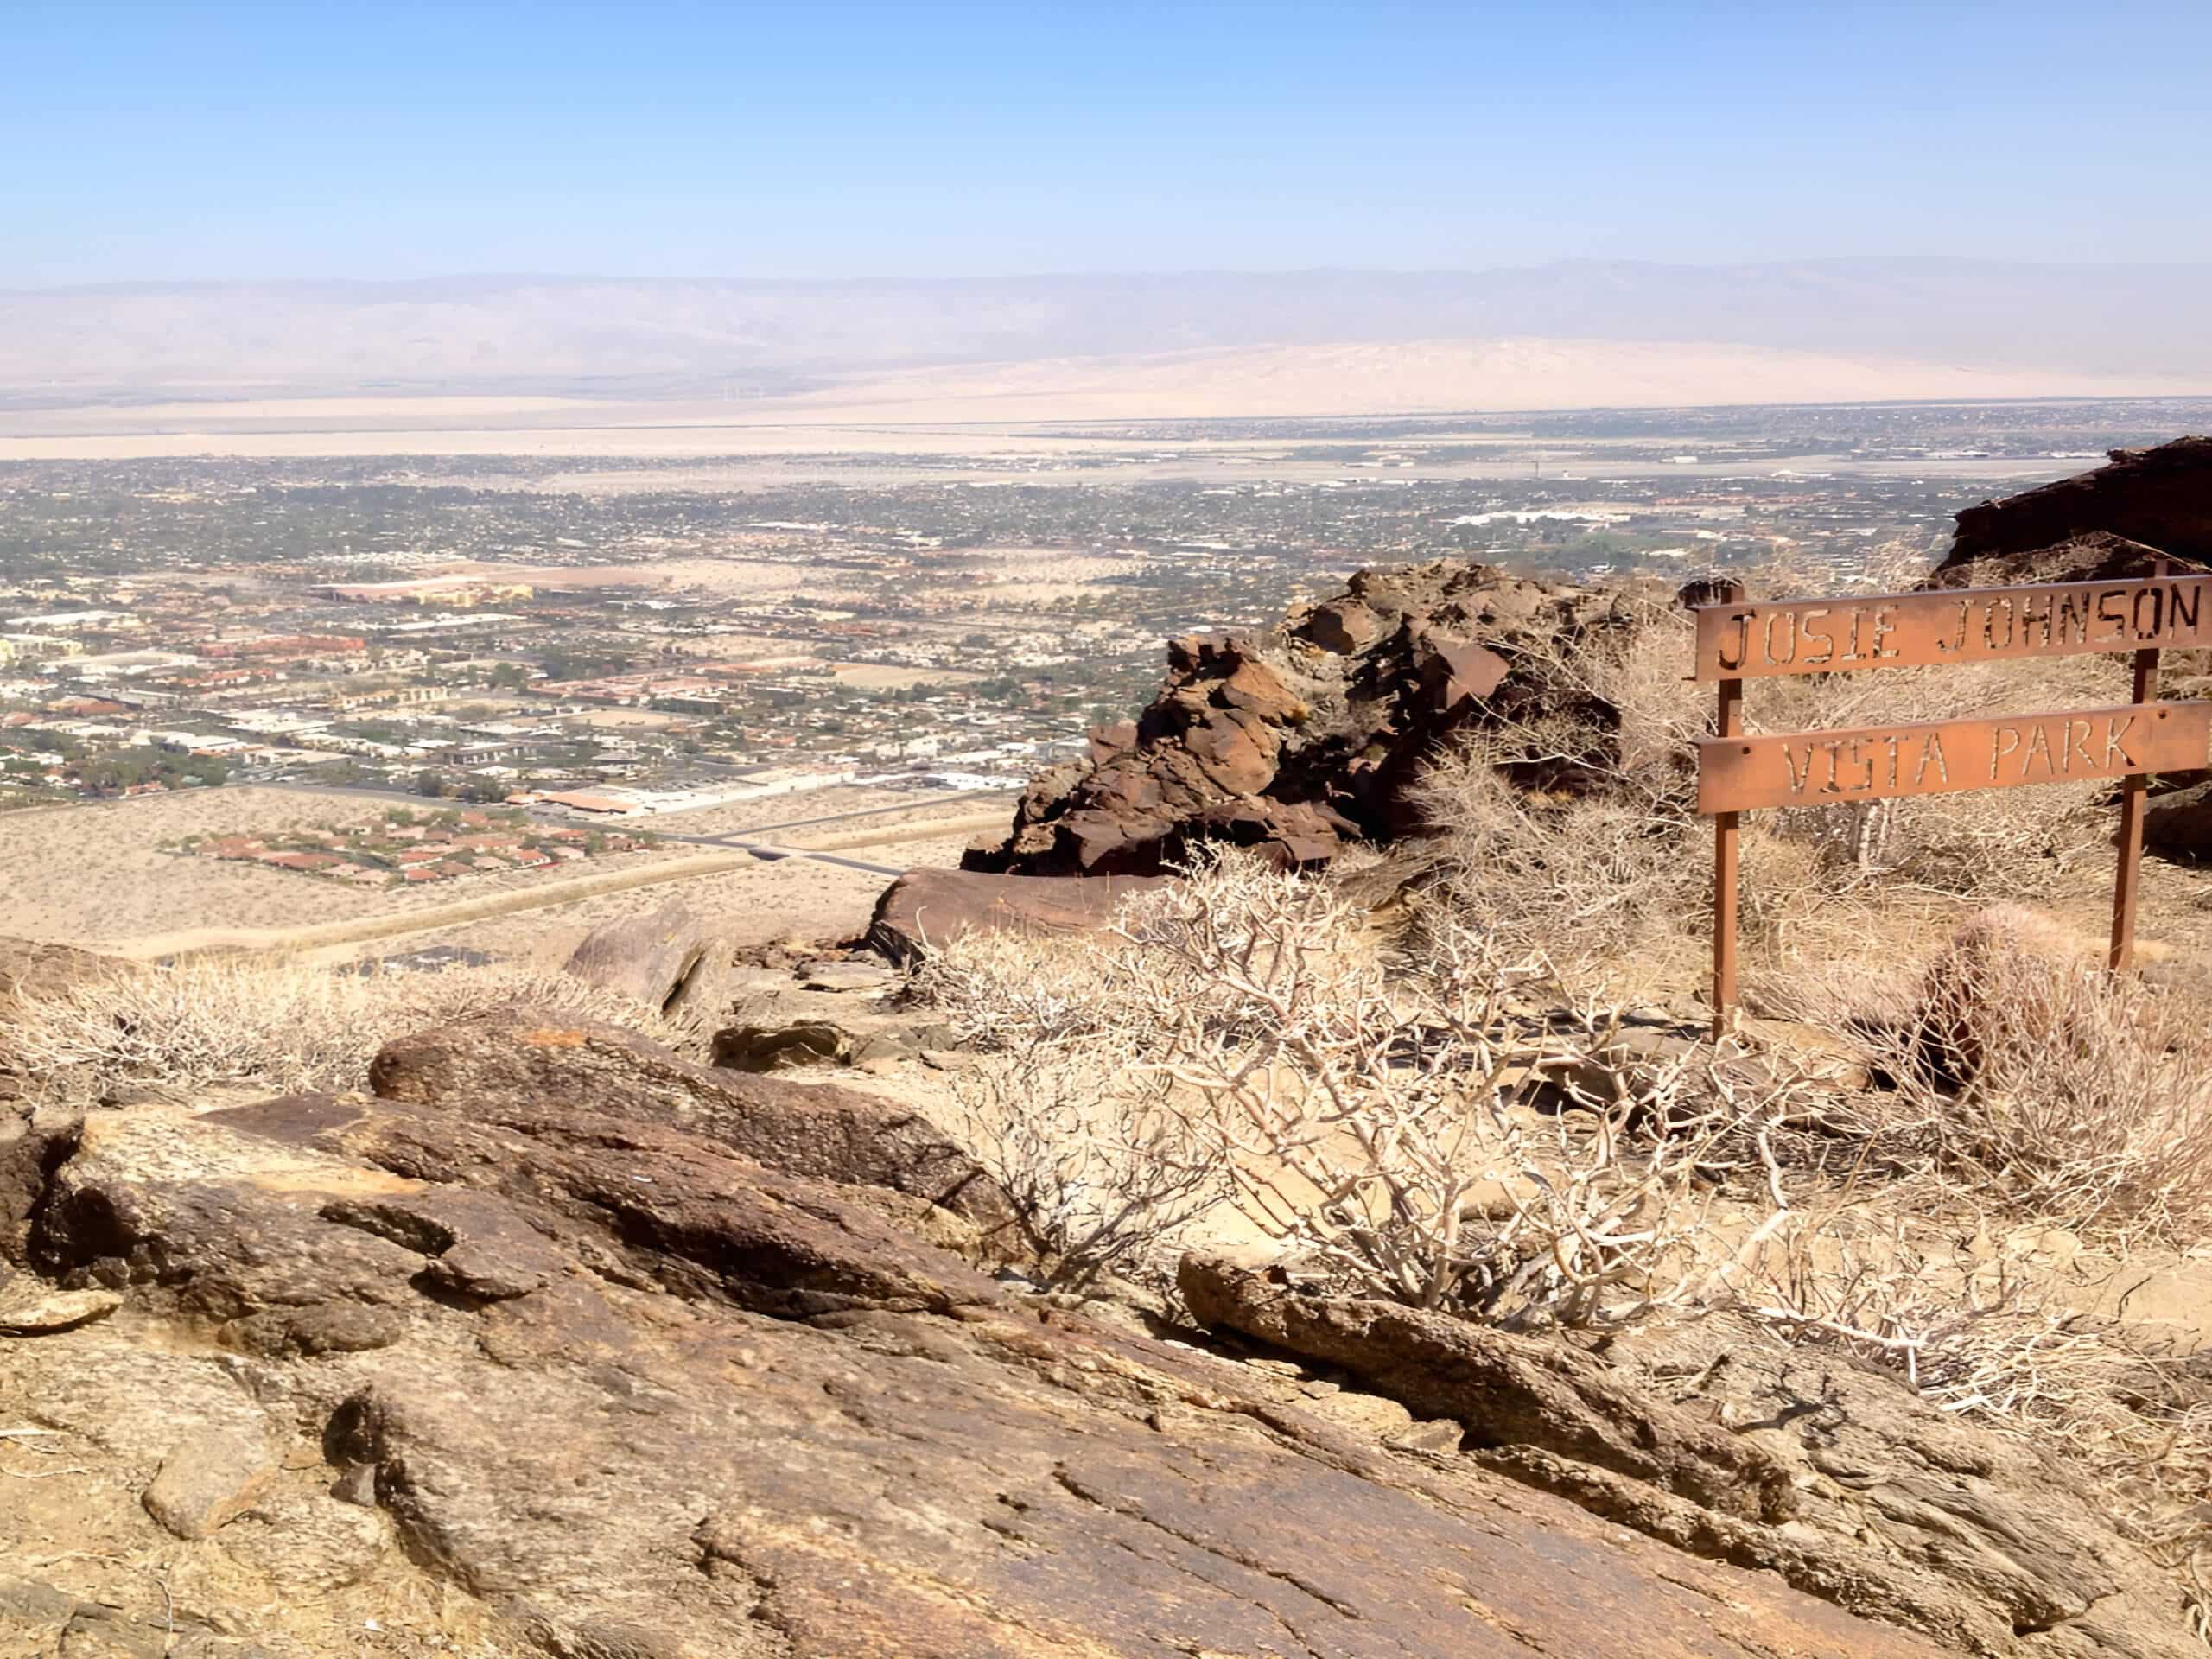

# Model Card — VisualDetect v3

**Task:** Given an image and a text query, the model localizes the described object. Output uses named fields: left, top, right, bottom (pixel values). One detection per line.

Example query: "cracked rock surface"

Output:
left=0, top=1009, right=1980, bottom=1659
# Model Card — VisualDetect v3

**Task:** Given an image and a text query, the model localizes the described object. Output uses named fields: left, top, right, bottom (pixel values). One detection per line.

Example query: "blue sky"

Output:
left=7, top=1, right=2209, bottom=286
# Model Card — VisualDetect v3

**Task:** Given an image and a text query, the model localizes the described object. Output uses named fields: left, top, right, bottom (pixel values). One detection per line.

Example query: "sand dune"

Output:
left=3, top=335, right=2203, bottom=461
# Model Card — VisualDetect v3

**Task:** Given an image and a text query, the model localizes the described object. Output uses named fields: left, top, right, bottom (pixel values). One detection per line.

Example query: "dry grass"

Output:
left=9, top=953, right=682, bottom=1099
left=1776, top=905, right=2212, bottom=1243
left=1409, top=553, right=2135, bottom=985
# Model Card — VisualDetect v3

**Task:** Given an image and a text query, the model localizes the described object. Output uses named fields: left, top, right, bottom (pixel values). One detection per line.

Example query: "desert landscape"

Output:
left=10, top=9, right=2212, bottom=1650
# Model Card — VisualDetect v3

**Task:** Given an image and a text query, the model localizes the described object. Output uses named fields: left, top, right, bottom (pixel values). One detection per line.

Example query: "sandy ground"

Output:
left=825, top=663, right=990, bottom=690
left=642, top=786, right=1011, bottom=840
left=327, top=827, right=979, bottom=969
left=5, top=339, right=2205, bottom=461
left=0, top=787, right=688, bottom=951
left=0, top=781, right=1009, bottom=960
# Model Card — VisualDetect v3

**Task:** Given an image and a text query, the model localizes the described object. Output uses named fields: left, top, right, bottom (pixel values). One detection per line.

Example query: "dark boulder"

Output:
left=367, top=1004, right=1009, bottom=1227
left=1935, top=437, right=2212, bottom=582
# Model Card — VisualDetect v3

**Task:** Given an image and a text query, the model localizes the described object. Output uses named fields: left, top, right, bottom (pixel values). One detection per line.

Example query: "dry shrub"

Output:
left=1738, top=1208, right=2212, bottom=1610
left=922, top=849, right=1783, bottom=1326
left=906, top=925, right=1116, bottom=1046
left=10, top=952, right=681, bottom=1099
left=945, top=1033, right=1224, bottom=1293
left=1892, top=915, right=2212, bottom=1239
left=1414, top=555, right=2134, bottom=977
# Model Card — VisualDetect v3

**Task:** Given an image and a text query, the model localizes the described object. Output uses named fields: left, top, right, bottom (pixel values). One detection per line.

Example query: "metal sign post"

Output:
left=1694, top=563, right=2204, bottom=1029
left=1711, top=580, right=1744, bottom=1039
left=2111, top=556, right=2171, bottom=972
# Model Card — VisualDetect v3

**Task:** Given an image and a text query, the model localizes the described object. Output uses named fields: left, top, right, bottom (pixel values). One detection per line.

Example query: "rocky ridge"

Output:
left=1939, top=436, right=2212, bottom=578
left=2, top=990, right=2197, bottom=1658
left=966, top=559, right=1635, bottom=876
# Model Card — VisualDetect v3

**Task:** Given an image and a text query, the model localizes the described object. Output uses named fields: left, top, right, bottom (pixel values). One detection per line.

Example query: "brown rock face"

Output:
left=366, top=1004, right=1011, bottom=1229
left=1181, top=1253, right=2194, bottom=1656
left=966, top=559, right=1631, bottom=875
left=1936, top=436, right=2212, bottom=581
left=866, top=866, right=1174, bottom=963
left=12, top=1050, right=1955, bottom=1659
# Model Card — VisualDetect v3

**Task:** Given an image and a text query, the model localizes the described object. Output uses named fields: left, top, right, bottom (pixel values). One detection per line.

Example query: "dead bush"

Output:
left=944, top=1031, right=1224, bottom=1293
left=1784, top=906, right=2212, bottom=1241
left=10, top=952, right=681, bottom=1099
left=905, top=926, right=1116, bottom=1048
left=1106, top=851, right=1782, bottom=1325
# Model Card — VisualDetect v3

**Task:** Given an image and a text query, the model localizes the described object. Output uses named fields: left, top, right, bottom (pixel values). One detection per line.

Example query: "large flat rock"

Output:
left=8, top=1046, right=1965, bottom=1659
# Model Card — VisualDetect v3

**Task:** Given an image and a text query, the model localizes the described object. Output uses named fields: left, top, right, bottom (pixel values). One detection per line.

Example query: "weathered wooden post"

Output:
left=2110, top=555, right=2171, bottom=973
left=1711, top=580, right=1745, bottom=1040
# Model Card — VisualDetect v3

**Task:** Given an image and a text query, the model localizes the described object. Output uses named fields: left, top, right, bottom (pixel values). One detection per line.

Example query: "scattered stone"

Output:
left=795, top=958, right=898, bottom=993
left=329, top=1461, right=379, bottom=1507
left=142, top=1429, right=277, bottom=1540
left=711, top=1019, right=853, bottom=1071
left=0, top=1282, right=119, bottom=1334
left=561, top=900, right=730, bottom=1022
left=710, top=995, right=955, bottom=1072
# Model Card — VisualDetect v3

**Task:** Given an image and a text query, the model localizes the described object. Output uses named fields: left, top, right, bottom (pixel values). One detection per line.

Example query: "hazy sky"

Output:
left=9, top=1, right=2210, bottom=287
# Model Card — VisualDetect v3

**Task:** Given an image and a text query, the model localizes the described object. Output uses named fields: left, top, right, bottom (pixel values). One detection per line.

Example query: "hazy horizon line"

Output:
left=16, top=252, right=2212, bottom=300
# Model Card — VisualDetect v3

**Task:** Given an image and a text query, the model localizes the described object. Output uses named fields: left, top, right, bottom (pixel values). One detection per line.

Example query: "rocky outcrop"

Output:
left=1180, top=1254, right=2196, bottom=1657
left=366, top=1003, right=1010, bottom=1228
left=2145, top=778, right=2212, bottom=860
left=867, top=865, right=1173, bottom=962
left=966, top=559, right=1633, bottom=875
left=560, top=899, right=732, bottom=1020
left=1935, top=436, right=2212, bottom=581
left=5, top=1061, right=1959, bottom=1659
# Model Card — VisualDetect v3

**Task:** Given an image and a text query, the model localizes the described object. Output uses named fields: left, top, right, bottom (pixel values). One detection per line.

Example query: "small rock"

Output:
left=1389, top=1418, right=1468, bottom=1455
left=0, top=1285, right=122, bottom=1335
left=59, top=1606, right=165, bottom=1659
left=797, top=959, right=897, bottom=993
left=142, top=1429, right=276, bottom=1540
left=713, top=1020, right=853, bottom=1071
left=0, top=1576, right=79, bottom=1624
left=330, top=1460, right=379, bottom=1507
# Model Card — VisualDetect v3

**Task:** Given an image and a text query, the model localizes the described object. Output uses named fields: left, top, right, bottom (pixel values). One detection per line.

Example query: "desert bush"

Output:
left=10, top=952, right=682, bottom=1099
left=1115, top=851, right=1788, bottom=1324
left=1768, top=904, right=2212, bottom=1245
left=915, top=850, right=1780, bottom=1325
left=1808, top=908, right=2212, bottom=1240
left=1413, top=561, right=2133, bottom=975
left=944, top=1031, right=1224, bottom=1293
left=906, top=925, right=1117, bottom=1047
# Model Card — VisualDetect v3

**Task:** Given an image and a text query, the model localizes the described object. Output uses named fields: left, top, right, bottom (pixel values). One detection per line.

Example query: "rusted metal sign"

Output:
left=1694, top=561, right=2205, bottom=1037
left=1690, top=573, right=2212, bottom=680
left=1696, top=702, right=2211, bottom=814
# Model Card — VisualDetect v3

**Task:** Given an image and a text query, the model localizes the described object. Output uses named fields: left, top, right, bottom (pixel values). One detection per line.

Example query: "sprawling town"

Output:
left=3, top=397, right=2206, bottom=823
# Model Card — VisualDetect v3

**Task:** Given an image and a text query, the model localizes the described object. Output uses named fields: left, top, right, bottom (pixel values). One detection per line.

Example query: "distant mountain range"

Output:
left=4, top=259, right=2209, bottom=404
